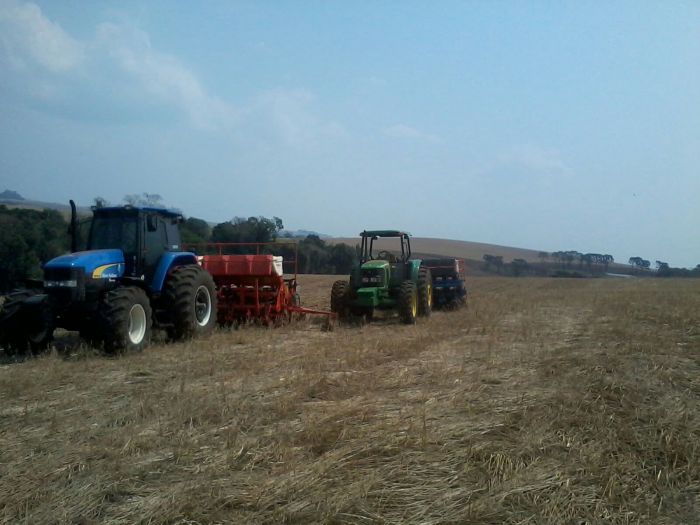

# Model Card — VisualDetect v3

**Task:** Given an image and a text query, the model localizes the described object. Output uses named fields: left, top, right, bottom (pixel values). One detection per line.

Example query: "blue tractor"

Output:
left=420, top=258, right=468, bottom=309
left=0, top=201, right=217, bottom=353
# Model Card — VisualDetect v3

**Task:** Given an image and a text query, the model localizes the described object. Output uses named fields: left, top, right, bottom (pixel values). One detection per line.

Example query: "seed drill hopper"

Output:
left=192, top=242, right=335, bottom=326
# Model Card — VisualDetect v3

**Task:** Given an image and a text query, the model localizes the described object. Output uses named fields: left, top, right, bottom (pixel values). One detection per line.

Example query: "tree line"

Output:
left=0, top=206, right=69, bottom=291
left=482, top=251, right=615, bottom=277
left=628, top=256, right=700, bottom=277
left=2, top=194, right=698, bottom=290
left=482, top=250, right=700, bottom=278
left=180, top=217, right=356, bottom=275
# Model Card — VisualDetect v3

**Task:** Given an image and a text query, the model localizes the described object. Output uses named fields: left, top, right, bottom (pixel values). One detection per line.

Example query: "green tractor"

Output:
left=330, top=230, right=432, bottom=324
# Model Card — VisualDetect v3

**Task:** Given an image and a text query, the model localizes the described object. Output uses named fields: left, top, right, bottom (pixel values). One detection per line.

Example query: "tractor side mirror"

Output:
left=147, top=215, right=158, bottom=232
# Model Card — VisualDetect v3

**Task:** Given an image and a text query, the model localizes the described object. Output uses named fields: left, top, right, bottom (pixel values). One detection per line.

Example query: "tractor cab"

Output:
left=44, top=205, right=187, bottom=306
left=86, top=206, right=183, bottom=280
left=358, top=230, right=415, bottom=286
left=360, top=230, right=412, bottom=264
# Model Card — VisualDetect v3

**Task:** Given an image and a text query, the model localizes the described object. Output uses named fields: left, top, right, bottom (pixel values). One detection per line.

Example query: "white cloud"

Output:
left=0, top=1, right=344, bottom=139
left=383, top=123, right=440, bottom=143
left=246, top=88, right=346, bottom=147
left=475, top=144, right=575, bottom=194
left=95, top=22, right=234, bottom=130
left=0, top=0, right=84, bottom=72
left=0, top=1, right=233, bottom=129
left=502, top=144, right=573, bottom=176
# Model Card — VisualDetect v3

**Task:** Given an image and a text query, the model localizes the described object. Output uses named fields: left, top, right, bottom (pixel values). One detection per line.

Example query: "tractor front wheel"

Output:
left=398, top=281, right=418, bottom=325
left=417, top=267, right=433, bottom=317
left=100, top=286, right=152, bottom=353
left=163, top=265, right=217, bottom=340
left=330, top=280, right=350, bottom=319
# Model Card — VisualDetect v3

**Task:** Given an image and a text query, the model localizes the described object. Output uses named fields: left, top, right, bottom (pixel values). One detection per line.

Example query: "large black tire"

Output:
left=398, top=281, right=418, bottom=325
left=100, top=286, right=152, bottom=353
left=330, top=280, right=350, bottom=319
left=455, top=283, right=468, bottom=309
left=417, top=267, right=433, bottom=317
left=163, top=265, right=217, bottom=340
left=26, top=298, right=54, bottom=352
left=0, top=289, right=53, bottom=354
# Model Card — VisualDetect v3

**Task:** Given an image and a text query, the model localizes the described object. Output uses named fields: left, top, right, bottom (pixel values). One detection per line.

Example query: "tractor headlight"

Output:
left=44, top=279, right=78, bottom=288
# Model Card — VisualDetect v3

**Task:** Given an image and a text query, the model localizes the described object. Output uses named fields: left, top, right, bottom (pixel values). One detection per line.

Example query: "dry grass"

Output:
left=1, top=276, right=699, bottom=524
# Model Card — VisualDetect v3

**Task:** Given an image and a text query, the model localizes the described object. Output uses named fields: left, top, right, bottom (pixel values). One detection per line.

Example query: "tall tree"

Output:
left=511, top=258, right=529, bottom=277
left=655, top=261, right=670, bottom=276
left=93, top=196, right=109, bottom=208
left=603, top=254, right=613, bottom=271
left=211, top=216, right=283, bottom=243
left=0, top=207, right=69, bottom=291
left=123, top=193, right=164, bottom=207
left=181, top=217, right=211, bottom=244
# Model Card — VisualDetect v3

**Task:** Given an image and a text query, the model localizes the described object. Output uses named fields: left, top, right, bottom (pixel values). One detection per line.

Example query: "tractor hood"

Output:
left=361, top=260, right=390, bottom=270
left=44, top=249, right=125, bottom=279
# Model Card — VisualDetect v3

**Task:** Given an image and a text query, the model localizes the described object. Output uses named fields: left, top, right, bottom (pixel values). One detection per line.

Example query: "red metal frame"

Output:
left=185, top=242, right=335, bottom=325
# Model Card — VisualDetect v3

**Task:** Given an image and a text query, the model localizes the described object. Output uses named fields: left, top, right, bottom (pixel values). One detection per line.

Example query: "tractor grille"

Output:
left=44, top=267, right=73, bottom=282
left=43, top=267, right=86, bottom=304
left=361, top=269, right=384, bottom=287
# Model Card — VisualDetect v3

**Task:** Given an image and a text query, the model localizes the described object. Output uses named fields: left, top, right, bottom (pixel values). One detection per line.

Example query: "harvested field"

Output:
left=1, top=276, right=699, bottom=524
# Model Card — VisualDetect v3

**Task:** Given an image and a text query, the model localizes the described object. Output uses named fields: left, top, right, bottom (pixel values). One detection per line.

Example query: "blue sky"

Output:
left=0, top=0, right=698, bottom=267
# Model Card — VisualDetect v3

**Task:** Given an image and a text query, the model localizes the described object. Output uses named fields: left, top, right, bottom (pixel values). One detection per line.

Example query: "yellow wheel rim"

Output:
left=427, top=283, right=432, bottom=308
left=411, top=294, right=417, bottom=317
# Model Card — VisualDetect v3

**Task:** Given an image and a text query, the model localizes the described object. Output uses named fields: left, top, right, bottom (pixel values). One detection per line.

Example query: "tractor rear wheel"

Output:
left=0, top=289, right=54, bottom=354
left=163, top=265, right=217, bottom=340
left=417, top=267, right=433, bottom=317
left=100, top=286, right=152, bottom=353
left=398, top=281, right=418, bottom=325
left=26, top=299, right=54, bottom=352
left=330, top=280, right=350, bottom=319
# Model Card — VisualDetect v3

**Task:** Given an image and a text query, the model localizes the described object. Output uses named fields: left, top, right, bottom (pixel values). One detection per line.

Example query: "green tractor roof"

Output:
left=360, top=230, right=411, bottom=238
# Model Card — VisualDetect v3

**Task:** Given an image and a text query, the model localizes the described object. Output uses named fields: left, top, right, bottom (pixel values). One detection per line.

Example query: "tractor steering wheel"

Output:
left=377, top=250, right=396, bottom=262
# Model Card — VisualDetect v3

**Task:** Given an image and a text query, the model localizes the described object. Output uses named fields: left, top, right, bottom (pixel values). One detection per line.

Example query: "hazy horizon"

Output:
left=1, top=1, right=698, bottom=267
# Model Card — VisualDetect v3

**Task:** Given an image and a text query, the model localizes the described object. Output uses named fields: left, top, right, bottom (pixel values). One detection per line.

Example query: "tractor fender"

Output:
left=150, top=252, right=198, bottom=294
left=409, top=260, right=422, bottom=282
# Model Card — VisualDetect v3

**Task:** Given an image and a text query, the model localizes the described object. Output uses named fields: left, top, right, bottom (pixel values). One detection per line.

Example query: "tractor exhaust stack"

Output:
left=69, top=200, right=78, bottom=253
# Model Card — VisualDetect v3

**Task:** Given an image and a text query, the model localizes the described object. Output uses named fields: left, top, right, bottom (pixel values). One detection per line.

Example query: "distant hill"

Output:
left=328, top=236, right=629, bottom=275
left=0, top=189, right=25, bottom=200
left=329, top=236, right=545, bottom=263
left=0, top=196, right=91, bottom=218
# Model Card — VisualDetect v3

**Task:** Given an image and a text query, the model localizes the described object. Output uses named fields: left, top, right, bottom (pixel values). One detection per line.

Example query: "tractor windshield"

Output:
left=88, top=215, right=138, bottom=254
left=360, top=232, right=411, bottom=263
